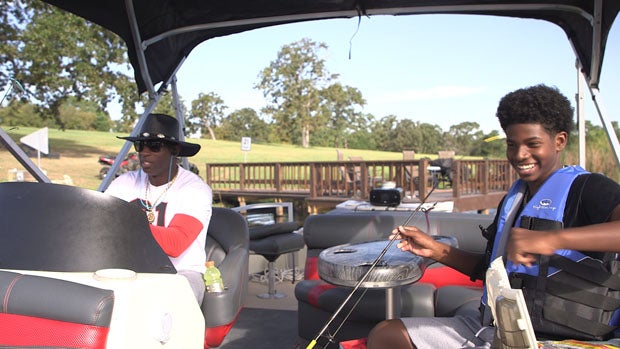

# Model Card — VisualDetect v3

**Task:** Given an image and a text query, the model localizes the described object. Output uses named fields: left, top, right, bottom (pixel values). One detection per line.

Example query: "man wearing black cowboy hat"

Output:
left=105, top=113, right=212, bottom=304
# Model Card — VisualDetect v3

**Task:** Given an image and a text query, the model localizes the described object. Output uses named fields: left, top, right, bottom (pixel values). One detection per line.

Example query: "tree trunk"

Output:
left=207, top=126, right=216, bottom=140
left=203, top=120, right=217, bottom=140
left=302, top=125, right=309, bottom=148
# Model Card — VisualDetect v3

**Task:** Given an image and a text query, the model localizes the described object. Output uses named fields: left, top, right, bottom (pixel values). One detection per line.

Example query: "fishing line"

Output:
left=321, top=203, right=434, bottom=346
left=306, top=183, right=438, bottom=349
left=0, top=78, right=26, bottom=105
left=313, top=287, right=369, bottom=349
left=323, top=201, right=437, bottom=347
left=1, top=80, right=15, bottom=105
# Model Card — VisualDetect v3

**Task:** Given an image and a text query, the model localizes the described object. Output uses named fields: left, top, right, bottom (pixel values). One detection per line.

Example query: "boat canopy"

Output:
left=40, top=0, right=619, bottom=96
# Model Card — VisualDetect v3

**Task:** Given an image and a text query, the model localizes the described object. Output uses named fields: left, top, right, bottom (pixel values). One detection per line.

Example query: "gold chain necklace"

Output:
left=142, top=173, right=178, bottom=224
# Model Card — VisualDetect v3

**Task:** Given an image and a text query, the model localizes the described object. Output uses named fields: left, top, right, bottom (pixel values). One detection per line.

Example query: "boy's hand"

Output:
left=506, top=227, right=557, bottom=267
left=390, top=226, right=437, bottom=259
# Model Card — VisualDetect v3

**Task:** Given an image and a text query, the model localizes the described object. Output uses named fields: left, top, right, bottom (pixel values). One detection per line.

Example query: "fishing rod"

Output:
left=306, top=184, right=438, bottom=349
left=327, top=202, right=439, bottom=344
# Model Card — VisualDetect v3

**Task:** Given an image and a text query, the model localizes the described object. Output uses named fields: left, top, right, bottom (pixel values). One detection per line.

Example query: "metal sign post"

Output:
left=241, top=137, right=251, bottom=163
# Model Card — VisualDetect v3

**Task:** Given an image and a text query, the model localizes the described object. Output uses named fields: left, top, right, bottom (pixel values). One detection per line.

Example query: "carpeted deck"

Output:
left=219, top=308, right=307, bottom=349
left=219, top=279, right=311, bottom=349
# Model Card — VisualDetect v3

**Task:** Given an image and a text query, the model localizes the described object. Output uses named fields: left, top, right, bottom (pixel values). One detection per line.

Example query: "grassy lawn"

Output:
left=1, top=126, right=426, bottom=191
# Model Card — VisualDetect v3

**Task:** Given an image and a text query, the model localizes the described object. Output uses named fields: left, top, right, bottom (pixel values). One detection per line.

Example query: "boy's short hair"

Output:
left=496, top=84, right=574, bottom=137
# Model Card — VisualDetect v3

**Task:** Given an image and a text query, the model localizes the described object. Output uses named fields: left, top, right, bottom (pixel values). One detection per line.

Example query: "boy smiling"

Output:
left=367, top=85, right=620, bottom=348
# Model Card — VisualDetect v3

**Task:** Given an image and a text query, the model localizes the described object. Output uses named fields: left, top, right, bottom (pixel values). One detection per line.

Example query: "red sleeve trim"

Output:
left=150, top=214, right=203, bottom=257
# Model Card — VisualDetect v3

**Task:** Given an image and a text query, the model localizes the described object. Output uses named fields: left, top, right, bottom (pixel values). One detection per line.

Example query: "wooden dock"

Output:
left=205, top=158, right=517, bottom=214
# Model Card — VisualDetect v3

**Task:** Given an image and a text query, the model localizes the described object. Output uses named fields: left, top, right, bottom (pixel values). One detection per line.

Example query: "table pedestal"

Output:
left=385, top=286, right=401, bottom=319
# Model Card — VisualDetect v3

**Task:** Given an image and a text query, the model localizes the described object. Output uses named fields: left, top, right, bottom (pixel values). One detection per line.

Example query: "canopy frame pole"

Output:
left=0, top=126, right=50, bottom=183
left=588, top=0, right=603, bottom=88
left=576, top=59, right=586, bottom=169
left=587, top=85, right=620, bottom=170
left=171, top=76, right=190, bottom=170
left=124, top=0, right=156, bottom=98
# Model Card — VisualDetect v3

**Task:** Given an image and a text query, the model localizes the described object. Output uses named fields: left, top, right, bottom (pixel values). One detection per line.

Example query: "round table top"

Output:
left=318, top=236, right=457, bottom=288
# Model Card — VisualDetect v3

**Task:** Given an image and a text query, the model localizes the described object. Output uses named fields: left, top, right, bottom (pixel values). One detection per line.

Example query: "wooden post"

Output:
left=452, top=160, right=460, bottom=198
left=275, top=163, right=281, bottom=192
left=360, top=162, right=368, bottom=200
left=239, top=163, right=245, bottom=190
left=419, top=158, right=429, bottom=200
left=482, top=159, right=489, bottom=194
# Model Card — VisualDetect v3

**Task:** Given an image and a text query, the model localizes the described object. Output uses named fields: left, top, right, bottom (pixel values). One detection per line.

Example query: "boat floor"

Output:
left=219, top=279, right=312, bottom=349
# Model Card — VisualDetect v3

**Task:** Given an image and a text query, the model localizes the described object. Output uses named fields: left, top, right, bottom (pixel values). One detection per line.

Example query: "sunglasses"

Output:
left=134, top=140, right=169, bottom=153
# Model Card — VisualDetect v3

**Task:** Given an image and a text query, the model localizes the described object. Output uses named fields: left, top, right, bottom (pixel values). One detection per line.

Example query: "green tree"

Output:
left=2, top=1, right=138, bottom=130
left=565, top=120, right=620, bottom=180
left=217, top=108, right=270, bottom=143
left=189, top=92, right=227, bottom=140
left=370, top=115, right=399, bottom=151
left=347, top=113, right=378, bottom=150
left=152, top=91, right=183, bottom=118
left=314, top=83, right=366, bottom=148
left=256, top=38, right=337, bottom=147
left=0, top=101, right=51, bottom=127
left=370, top=115, right=443, bottom=153
left=410, top=122, right=444, bottom=154
left=443, top=121, right=484, bottom=155
left=57, top=103, right=96, bottom=130
left=470, top=130, right=506, bottom=158
left=0, top=1, right=36, bottom=88
left=388, top=119, right=419, bottom=152
left=92, top=113, right=113, bottom=132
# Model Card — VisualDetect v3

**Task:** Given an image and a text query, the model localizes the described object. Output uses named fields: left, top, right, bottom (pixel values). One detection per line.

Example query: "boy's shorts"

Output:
left=401, top=314, right=494, bottom=349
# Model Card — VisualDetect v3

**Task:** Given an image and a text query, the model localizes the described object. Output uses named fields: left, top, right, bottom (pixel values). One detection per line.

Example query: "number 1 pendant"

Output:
left=146, top=210, right=155, bottom=224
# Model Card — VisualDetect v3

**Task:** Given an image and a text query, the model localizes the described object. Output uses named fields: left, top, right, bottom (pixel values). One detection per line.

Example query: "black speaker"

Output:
left=369, top=188, right=402, bottom=206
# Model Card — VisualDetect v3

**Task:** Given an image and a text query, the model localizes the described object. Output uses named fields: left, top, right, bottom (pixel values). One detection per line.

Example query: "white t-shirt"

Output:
left=105, top=166, right=212, bottom=274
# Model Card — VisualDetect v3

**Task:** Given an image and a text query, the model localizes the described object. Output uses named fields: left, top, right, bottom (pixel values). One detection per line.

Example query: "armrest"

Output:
left=0, top=270, right=114, bottom=327
left=202, top=246, right=248, bottom=327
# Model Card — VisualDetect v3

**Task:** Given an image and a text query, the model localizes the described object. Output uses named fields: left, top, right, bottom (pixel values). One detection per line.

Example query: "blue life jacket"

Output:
left=488, top=166, right=620, bottom=340
left=495, top=166, right=585, bottom=275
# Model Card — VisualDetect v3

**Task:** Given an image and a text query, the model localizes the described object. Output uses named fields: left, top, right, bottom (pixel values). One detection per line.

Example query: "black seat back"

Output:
left=0, top=182, right=174, bottom=273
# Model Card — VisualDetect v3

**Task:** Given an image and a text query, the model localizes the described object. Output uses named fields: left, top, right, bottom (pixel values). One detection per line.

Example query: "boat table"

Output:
left=318, top=236, right=457, bottom=319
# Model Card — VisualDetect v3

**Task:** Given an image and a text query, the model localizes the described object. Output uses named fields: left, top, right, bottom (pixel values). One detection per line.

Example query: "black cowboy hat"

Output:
left=118, top=113, right=200, bottom=157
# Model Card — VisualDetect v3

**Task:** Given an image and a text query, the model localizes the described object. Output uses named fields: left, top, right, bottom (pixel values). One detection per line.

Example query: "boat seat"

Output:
left=249, top=221, right=304, bottom=297
left=296, top=211, right=490, bottom=346
left=0, top=270, right=115, bottom=349
left=202, top=207, right=250, bottom=349
left=233, top=203, right=305, bottom=299
left=434, top=285, right=483, bottom=318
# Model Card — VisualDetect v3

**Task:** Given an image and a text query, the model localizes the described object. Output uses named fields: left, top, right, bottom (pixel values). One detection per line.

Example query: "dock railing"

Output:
left=205, top=159, right=517, bottom=213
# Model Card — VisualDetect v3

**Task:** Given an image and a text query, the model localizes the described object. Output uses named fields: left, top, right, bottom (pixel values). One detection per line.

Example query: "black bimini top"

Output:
left=40, top=0, right=619, bottom=94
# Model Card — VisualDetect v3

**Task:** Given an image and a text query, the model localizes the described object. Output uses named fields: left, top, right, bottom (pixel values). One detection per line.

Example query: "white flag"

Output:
left=20, top=127, right=49, bottom=155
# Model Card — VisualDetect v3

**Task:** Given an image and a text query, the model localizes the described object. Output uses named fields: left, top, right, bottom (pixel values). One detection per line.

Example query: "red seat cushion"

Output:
left=0, top=313, right=110, bottom=349
left=304, top=256, right=320, bottom=280
left=306, top=257, right=482, bottom=289
left=204, top=308, right=242, bottom=348
left=418, top=266, right=483, bottom=288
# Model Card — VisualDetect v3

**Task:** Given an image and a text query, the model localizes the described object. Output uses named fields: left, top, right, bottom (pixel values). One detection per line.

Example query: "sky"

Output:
left=172, top=13, right=620, bottom=135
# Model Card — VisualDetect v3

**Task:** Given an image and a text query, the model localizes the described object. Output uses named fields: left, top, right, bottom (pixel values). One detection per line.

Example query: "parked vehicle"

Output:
left=97, top=152, right=139, bottom=179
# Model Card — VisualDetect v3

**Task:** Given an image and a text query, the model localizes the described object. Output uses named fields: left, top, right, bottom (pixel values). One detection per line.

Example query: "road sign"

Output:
left=241, top=137, right=251, bottom=151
